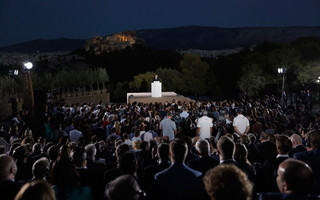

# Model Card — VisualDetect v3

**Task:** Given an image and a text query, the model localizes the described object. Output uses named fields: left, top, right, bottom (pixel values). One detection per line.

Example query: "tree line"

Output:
left=1, top=37, right=319, bottom=102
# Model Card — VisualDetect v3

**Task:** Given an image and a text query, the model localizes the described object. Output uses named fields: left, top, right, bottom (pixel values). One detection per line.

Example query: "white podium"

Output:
left=151, top=81, right=162, bottom=97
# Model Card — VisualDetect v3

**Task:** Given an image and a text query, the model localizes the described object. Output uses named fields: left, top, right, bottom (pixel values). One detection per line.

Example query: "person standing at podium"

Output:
left=152, top=74, right=160, bottom=82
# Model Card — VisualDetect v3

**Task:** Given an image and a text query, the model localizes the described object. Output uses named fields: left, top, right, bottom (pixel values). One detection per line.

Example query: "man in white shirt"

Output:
left=196, top=111, right=213, bottom=139
left=233, top=110, right=250, bottom=139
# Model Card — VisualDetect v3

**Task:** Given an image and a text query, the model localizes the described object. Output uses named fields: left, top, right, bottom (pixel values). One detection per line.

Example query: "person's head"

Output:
left=276, top=159, right=314, bottom=195
left=48, top=145, right=59, bottom=162
left=123, top=133, right=129, bottom=140
left=59, top=144, right=71, bottom=160
left=260, top=132, right=270, bottom=142
left=166, top=112, right=172, bottom=119
left=14, top=180, right=56, bottom=200
left=276, top=135, right=292, bottom=155
left=289, top=134, right=303, bottom=147
left=217, top=136, right=235, bottom=160
left=204, top=164, right=252, bottom=200
left=32, top=157, right=50, bottom=180
left=157, top=143, right=169, bottom=162
left=309, top=129, right=320, bottom=150
left=234, top=143, right=249, bottom=164
left=169, top=139, right=188, bottom=164
left=85, top=144, right=97, bottom=161
left=32, top=143, right=42, bottom=155
left=0, top=154, right=17, bottom=181
left=105, top=175, right=141, bottom=200
left=195, top=139, right=210, bottom=156
left=247, top=133, right=256, bottom=144
left=203, top=111, right=208, bottom=116
left=132, top=140, right=141, bottom=150
left=115, top=143, right=130, bottom=160
left=71, top=147, right=87, bottom=167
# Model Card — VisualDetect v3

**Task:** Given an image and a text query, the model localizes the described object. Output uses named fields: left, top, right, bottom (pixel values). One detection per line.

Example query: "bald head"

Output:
left=290, top=134, right=303, bottom=147
left=0, top=154, right=17, bottom=181
left=276, top=159, right=313, bottom=195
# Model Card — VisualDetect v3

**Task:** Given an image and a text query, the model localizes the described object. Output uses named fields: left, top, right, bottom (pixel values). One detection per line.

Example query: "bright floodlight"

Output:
left=24, top=62, right=33, bottom=70
left=277, top=68, right=283, bottom=74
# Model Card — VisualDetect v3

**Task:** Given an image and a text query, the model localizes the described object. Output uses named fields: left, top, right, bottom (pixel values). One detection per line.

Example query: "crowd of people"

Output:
left=0, top=93, right=320, bottom=200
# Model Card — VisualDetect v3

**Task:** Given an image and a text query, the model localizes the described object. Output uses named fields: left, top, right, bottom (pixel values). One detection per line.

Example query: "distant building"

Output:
left=85, top=31, right=144, bottom=55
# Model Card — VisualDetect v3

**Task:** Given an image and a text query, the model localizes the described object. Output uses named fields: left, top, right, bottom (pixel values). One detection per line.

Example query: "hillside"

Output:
left=0, top=38, right=86, bottom=53
left=1, top=26, right=320, bottom=53
left=136, top=26, right=320, bottom=50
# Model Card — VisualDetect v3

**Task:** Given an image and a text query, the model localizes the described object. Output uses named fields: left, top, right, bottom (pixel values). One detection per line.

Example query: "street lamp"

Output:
left=316, top=77, right=320, bottom=102
left=22, top=62, right=34, bottom=112
left=277, top=67, right=287, bottom=91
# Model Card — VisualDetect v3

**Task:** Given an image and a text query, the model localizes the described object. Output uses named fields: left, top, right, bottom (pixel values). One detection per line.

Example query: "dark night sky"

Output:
left=0, top=0, right=319, bottom=47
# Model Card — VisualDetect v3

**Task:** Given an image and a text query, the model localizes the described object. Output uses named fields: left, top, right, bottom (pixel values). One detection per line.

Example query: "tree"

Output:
left=129, top=72, right=154, bottom=92
left=180, top=55, right=209, bottom=97
left=296, top=61, right=320, bottom=87
left=237, top=64, right=267, bottom=98
left=155, top=68, right=186, bottom=92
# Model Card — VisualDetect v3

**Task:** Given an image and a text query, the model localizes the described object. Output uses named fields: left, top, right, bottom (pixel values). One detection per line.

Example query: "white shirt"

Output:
left=197, top=116, right=213, bottom=139
left=233, top=114, right=250, bottom=134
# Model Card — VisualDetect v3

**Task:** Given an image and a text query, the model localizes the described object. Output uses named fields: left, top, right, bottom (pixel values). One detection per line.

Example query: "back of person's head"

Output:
left=277, top=159, right=314, bottom=195
left=115, top=139, right=123, bottom=148
left=170, top=139, right=188, bottom=164
left=85, top=144, right=96, bottom=161
left=43, top=142, right=53, bottom=155
left=132, top=140, right=141, bottom=150
left=0, top=154, right=16, bottom=181
left=32, top=157, right=50, bottom=180
left=116, top=143, right=130, bottom=160
left=217, top=136, right=235, bottom=160
left=13, top=145, right=28, bottom=162
left=14, top=180, right=56, bottom=200
left=309, top=129, right=320, bottom=149
left=276, top=135, right=292, bottom=154
left=204, top=164, right=252, bottom=200
left=71, top=147, right=87, bottom=166
left=290, top=134, right=303, bottom=146
left=260, top=132, right=270, bottom=141
left=247, top=133, right=256, bottom=144
left=32, top=143, right=42, bottom=154
left=240, top=135, right=249, bottom=145
left=149, top=139, right=157, bottom=150
left=59, top=144, right=71, bottom=161
left=48, top=145, right=59, bottom=162
left=51, top=158, right=79, bottom=189
left=134, top=129, right=140, bottom=137
left=123, top=133, right=129, bottom=140
left=105, top=175, right=141, bottom=200
left=234, top=143, right=249, bottom=164
left=119, top=151, right=136, bottom=175
left=195, top=139, right=210, bottom=156
left=157, top=143, right=169, bottom=161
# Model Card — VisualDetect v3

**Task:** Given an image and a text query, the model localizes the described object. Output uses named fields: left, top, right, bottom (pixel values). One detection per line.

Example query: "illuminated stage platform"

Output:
left=127, top=92, right=195, bottom=104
